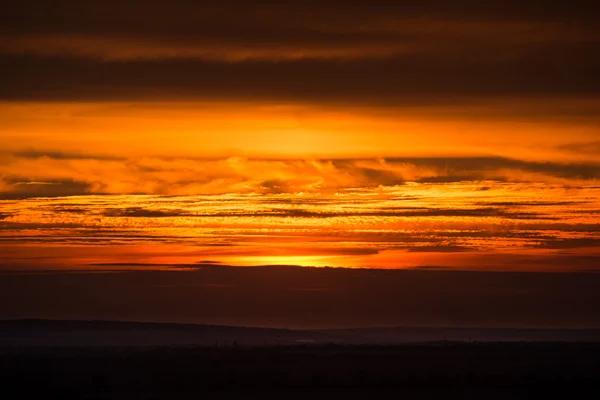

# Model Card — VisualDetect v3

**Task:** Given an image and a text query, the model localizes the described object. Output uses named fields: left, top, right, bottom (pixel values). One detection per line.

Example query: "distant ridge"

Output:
left=0, top=319, right=319, bottom=347
left=0, top=318, right=294, bottom=332
left=1, top=319, right=599, bottom=347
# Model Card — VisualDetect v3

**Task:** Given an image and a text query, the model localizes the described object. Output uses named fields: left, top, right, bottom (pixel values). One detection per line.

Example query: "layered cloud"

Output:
left=2, top=1, right=600, bottom=104
left=3, top=1, right=598, bottom=61
left=1, top=1, right=600, bottom=274
left=1, top=153, right=598, bottom=198
left=1, top=176, right=599, bottom=271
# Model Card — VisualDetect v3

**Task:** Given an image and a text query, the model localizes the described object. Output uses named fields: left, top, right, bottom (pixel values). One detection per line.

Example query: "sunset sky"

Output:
left=1, top=1, right=600, bottom=327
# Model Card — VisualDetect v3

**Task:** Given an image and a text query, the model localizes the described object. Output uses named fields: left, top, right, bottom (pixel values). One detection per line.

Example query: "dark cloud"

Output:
left=102, top=207, right=186, bottom=218
left=2, top=0, right=599, bottom=116
left=3, top=0, right=598, bottom=34
left=280, top=207, right=550, bottom=220
left=3, top=1, right=599, bottom=55
left=384, top=157, right=600, bottom=181
left=48, top=206, right=93, bottom=214
left=87, top=262, right=207, bottom=270
left=511, top=223, right=600, bottom=233
left=534, top=238, right=600, bottom=249
left=0, top=178, right=92, bottom=199
left=559, top=141, right=600, bottom=156
left=481, top=201, right=585, bottom=207
left=3, top=52, right=600, bottom=104
left=406, top=245, right=475, bottom=253
left=259, top=180, right=291, bottom=194
left=418, top=176, right=487, bottom=184
left=323, top=248, right=380, bottom=256
left=10, top=150, right=124, bottom=161
left=96, top=205, right=551, bottom=220
left=286, top=286, right=330, bottom=292
left=395, top=208, right=547, bottom=220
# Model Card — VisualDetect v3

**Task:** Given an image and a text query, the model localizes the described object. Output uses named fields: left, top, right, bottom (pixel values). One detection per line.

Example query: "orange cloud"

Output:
left=1, top=155, right=599, bottom=197
left=2, top=101, right=599, bottom=162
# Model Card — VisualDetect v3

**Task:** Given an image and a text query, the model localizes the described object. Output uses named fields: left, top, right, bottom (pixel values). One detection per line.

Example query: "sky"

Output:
left=1, top=1, right=600, bottom=327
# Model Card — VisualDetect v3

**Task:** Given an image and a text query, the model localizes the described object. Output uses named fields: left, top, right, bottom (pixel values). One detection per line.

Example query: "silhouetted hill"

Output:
left=0, top=319, right=325, bottom=347
left=1, top=319, right=599, bottom=347
left=321, top=326, right=600, bottom=344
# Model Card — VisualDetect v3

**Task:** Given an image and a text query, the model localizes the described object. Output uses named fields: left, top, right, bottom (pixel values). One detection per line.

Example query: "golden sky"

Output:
left=1, top=0, right=600, bottom=274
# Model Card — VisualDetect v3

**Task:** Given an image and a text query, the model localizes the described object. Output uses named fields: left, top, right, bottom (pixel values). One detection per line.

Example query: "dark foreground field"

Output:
left=2, top=343, right=600, bottom=399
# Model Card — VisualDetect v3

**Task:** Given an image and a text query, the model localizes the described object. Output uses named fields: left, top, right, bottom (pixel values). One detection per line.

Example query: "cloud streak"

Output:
left=2, top=1, right=599, bottom=62
left=1, top=176, right=598, bottom=272
left=1, top=155, right=598, bottom=198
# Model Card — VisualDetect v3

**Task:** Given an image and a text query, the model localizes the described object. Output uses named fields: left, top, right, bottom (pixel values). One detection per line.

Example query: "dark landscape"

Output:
left=1, top=320, right=600, bottom=398
left=2, top=319, right=600, bottom=347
